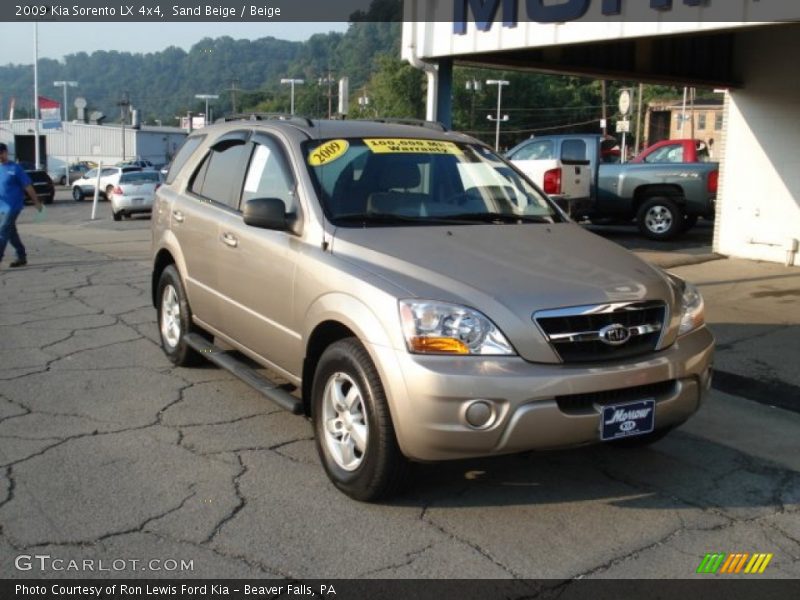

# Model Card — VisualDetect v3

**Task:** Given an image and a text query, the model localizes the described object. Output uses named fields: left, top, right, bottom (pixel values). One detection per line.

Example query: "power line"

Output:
left=462, top=118, right=601, bottom=136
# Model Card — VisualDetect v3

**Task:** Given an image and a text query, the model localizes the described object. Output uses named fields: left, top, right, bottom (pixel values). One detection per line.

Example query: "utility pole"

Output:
left=465, top=79, right=482, bottom=130
left=226, top=79, right=240, bottom=113
left=54, top=80, right=78, bottom=183
left=601, top=80, right=608, bottom=136
left=486, top=79, right=510, bottom=152
left=319, top=71, right=335, bottom=119
left=117, top=91, right=130, bottom=162
left=635, top=82, right=644, bottom=154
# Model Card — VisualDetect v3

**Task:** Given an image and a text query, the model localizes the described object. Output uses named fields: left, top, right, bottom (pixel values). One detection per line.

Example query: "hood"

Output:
left=331, top=223, right=677, bottom=363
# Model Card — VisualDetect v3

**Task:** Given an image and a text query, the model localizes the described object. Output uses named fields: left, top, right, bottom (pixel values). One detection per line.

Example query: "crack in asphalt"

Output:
left=172, top=410, right=284, bottom=430
left=21, top=489, right=198, bottom=550
left=201, top=455, right=247, bottom=545
left=356, top=543, right=435, bottom=577
left=418, top=490, right=524, bottom=579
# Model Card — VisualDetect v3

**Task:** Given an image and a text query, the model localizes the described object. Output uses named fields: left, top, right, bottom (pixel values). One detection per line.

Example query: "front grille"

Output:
left=556, top=380, right=677, bottom=415
left=534, top=301, right=667, bottom=363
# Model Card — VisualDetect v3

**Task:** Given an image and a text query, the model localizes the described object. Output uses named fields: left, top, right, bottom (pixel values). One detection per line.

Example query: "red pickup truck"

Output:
left=631, top=139, right=714, bottom=164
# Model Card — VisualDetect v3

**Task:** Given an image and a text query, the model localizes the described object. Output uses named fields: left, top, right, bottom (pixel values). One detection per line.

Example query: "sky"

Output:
left=1, top=22, right=350, bottom=65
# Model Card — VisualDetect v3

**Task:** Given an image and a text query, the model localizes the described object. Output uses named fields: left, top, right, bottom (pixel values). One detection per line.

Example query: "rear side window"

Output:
left=512, top=140, right=553, bottom=161
left=561, top=139, right=587, bottom=163
left=166, top=135, right=205, bottom=184
left=190, top=141, right=250, bottom=210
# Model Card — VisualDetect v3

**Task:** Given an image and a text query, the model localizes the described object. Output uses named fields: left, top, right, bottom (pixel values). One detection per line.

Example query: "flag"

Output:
left=39, top=95, right=61, bottom=129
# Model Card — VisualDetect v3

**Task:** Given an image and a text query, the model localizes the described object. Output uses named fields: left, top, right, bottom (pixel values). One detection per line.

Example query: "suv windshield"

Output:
left=304, top=138, right=560, bottom=226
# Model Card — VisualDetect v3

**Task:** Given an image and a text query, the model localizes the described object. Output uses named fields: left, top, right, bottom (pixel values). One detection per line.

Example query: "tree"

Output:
left=366, top=54, right=424, bottom=119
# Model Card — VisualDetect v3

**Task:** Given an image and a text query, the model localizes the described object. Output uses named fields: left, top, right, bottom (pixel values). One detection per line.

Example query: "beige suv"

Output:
left=152, top=117, right=714, bottom=501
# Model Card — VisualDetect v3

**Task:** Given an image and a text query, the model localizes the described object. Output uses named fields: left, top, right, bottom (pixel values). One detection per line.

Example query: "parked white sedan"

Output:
left=109, top=170, right=161, bottom=221
left=72, top=166, right=143, bottom=201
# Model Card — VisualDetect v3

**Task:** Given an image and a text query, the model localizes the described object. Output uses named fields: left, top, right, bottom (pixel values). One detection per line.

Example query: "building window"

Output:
left=698, top=113, right=707, bottom=130
left=715, top=112, right=723, bottom=131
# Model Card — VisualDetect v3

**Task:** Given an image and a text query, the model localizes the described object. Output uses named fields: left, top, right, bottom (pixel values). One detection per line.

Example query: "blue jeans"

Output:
left=0, top=205, right=26, bottom=262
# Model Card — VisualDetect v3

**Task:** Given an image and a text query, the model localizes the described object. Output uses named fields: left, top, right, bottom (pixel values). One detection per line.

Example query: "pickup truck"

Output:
left=504, top=135, right=594, bottom=217
left=630, top=139, right=712, bottom=164
left=508, top=134, right=718, bottom=240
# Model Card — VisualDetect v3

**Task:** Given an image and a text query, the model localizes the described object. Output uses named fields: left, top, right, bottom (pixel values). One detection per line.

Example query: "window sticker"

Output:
left=364, top=138, right=462, bottom=155
left=244, top=144, right=271, bottom=193
left=308, top=139, right=349, bottom=166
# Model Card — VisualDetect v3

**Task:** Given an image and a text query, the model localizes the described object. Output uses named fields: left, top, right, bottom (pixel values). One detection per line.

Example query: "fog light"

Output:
left=464, top=400, right=495, bottom=429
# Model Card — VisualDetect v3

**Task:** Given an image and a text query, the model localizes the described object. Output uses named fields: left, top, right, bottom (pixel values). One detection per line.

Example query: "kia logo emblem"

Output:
left=599, top=323, right=631, bottom=346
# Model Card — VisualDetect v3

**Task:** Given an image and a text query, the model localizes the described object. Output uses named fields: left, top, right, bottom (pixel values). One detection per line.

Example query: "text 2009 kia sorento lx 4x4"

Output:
left=152, top=117, right=714, bottom=501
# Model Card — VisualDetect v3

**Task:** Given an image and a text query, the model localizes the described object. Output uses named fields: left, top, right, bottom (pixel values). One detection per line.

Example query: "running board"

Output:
left=184, top=333, right=303, bottom=415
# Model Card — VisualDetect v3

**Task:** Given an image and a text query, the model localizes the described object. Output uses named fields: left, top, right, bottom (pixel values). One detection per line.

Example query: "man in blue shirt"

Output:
left=0, top=142, right=42, bottom=268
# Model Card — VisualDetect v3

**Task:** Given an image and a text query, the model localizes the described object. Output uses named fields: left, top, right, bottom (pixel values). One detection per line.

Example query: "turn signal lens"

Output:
left=407, top=337, right=470, bottom=354
left=399, top=300, right=516, bottom=355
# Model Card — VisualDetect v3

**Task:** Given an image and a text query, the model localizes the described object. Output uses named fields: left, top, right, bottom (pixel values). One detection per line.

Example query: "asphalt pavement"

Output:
left=0, top=191, right=798, bottom=581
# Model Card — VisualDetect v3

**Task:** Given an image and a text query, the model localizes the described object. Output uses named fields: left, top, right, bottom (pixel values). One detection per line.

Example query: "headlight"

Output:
left=398, top=300, right=516, bottom=355
left=678, top=280, right=705, bottom=336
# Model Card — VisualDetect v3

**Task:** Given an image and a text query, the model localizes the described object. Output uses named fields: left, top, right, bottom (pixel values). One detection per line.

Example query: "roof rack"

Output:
left=216, top=112, right=314, bottom=127
left=355, top=118, right=448, bottom=132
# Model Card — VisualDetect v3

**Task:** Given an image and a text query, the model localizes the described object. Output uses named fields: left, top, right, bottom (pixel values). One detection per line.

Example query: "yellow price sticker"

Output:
left=308, top=139, right=349, bottom=166
left=364, top=138, right=462, bottom=155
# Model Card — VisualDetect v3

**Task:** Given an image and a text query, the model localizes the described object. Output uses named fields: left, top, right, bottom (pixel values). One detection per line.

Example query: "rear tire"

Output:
left=312, top=338, right=409, bottom=502
left=72, top=187, right=84, bottom=202
left=156, top=265, right=203, bottom=367
left=636, top=197, right=685, bottom=241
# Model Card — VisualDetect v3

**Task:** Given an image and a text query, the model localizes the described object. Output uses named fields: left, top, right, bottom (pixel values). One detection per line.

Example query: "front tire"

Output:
left=312, top=338, right=408, bottom=502
left=156, top=265, right=203, bottom=367
left=636, top=197, right=685, bottom=241
left=72, top=187, right=84, bottom=202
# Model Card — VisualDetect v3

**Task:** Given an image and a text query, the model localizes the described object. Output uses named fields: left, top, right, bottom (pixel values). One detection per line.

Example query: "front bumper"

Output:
left=372, top=326, right=714, bottom=461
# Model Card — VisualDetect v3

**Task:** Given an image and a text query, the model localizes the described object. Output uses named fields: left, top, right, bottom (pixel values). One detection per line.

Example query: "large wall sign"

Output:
left=454, top=0, right=710, bottom=34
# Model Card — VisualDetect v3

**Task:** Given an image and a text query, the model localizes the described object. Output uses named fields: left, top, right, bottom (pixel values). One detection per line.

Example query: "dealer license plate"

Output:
left=600, top=399, right=655, bottom=441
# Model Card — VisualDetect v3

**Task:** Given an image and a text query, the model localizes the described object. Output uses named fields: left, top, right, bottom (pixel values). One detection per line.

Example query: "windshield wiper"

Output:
left=445, top=212, right=555, bottom=224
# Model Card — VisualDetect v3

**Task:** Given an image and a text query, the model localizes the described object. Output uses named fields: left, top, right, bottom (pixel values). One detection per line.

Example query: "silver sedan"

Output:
left=110, top=171, right=161, bottom=221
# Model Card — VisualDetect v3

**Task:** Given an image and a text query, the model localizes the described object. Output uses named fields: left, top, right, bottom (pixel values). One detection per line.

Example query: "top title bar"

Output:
left=4, top=0, right=799, bottom=22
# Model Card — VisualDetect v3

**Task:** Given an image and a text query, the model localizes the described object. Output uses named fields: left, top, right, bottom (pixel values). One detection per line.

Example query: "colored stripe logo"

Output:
left=697, top=552, right=773, bottom=574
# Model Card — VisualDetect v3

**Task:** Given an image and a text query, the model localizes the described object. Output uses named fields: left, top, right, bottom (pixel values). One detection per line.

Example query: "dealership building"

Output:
left=0, top=119, right=187, bottom=173
left=403, top=2, right=800, bottom=266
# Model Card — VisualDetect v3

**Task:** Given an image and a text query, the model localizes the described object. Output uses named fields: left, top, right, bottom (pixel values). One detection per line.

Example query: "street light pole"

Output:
left=280, top=79, right=305, bottom=115
left=486, top=79, right=510, bottom=152
left=195, top=94, right=219, bottom=126
left=54, top=80, right=77, bottom=185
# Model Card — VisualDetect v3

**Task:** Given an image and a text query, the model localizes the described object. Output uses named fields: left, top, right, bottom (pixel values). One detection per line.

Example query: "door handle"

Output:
left=172, top=210, right=185, bottom=223
left=221, top=232, right=238, bottom=248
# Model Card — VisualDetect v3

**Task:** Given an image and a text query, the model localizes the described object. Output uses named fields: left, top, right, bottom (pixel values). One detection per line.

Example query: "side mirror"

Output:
left=243, top=197, right=288, bottom=230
